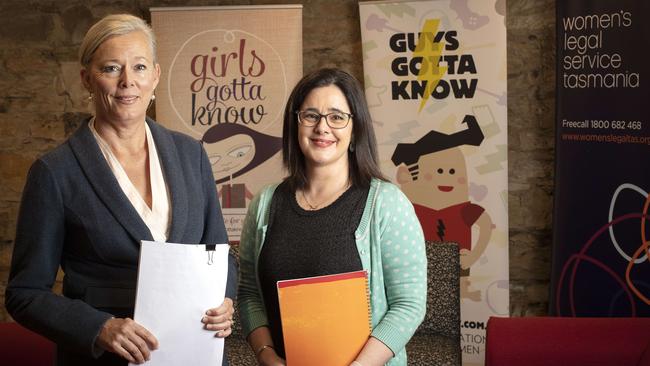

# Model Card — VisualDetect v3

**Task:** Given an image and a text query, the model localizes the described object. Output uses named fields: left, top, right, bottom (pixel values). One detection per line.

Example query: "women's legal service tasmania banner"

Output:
left=151, top=6, right=302, bottom=241
left=359, top=1, right=507, bottom=364
left=551, top=1, right=650, bottom=317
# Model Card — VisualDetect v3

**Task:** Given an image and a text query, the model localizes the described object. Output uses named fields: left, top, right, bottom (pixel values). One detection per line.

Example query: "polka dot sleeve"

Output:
left=370, top=183, right=427, bottom=354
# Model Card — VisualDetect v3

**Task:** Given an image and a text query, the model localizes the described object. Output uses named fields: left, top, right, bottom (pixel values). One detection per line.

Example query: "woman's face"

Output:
left=81, top=31, right=160, bottom=126
left=297, top=85, right=353, bottom=171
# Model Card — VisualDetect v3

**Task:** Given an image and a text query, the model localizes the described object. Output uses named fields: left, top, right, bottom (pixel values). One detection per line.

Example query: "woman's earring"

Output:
left=147, top=93, right=156, bottom=110
left=349, top=141, right=355, bottom=152
left=87, top=93, right=93, bottom=101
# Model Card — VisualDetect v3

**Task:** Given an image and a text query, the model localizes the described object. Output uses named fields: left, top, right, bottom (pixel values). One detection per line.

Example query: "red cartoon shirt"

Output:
left=413, top=202, right=484, bottom=250
left=220, top=183, right=250, bottom=208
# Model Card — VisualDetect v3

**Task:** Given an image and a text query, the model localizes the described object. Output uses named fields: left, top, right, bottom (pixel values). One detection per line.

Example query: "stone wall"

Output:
left=0, top=0, right=555, bottom=320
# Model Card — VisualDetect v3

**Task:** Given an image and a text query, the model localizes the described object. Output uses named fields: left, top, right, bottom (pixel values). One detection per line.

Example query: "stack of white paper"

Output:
left=131, top=241, right=230, bottom=366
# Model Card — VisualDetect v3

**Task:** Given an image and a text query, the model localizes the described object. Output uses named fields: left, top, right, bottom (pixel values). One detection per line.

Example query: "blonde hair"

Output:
left=79, top=14, right=157, bottom=66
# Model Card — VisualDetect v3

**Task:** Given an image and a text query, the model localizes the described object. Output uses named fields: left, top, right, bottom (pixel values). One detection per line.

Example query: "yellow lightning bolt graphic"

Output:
left=413, top=19, right=448, bottom=113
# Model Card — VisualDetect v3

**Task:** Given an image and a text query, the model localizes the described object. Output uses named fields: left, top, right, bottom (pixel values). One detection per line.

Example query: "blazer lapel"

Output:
left=68, top=119, right=153, bottom=243
left=147, top=118, right=189, bottom=242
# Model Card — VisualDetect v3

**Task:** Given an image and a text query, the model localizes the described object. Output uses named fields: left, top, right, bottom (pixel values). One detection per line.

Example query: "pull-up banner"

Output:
left=359, top=1, right=508, bottom=364
left=551, top=1, right=650, bottom=317
left=151, top=6, right=302, bottom=241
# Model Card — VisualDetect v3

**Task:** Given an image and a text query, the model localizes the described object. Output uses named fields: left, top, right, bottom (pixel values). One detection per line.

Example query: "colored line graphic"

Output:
left=626, top=192, right=650, bottom=305
left=609, top=184, right=648, bottom=263
left=556, top=183, right=650, bottom=316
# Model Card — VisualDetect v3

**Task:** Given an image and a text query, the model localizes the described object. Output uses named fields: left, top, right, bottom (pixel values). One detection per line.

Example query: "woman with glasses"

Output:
left=237, top=68, right=426, bottom=366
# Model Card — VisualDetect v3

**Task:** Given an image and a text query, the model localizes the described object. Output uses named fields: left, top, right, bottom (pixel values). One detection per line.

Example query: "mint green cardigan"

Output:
left=237, top=179, right=427, bottom=365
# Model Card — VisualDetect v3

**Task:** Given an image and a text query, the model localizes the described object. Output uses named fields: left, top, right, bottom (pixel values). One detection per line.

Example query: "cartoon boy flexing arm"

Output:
left=392, top=115, right=493, bottom=301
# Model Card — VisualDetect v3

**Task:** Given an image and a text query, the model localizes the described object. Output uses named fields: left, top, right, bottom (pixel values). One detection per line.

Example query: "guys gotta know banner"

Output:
left=151, top=6, right=302, bottom=241
left=360, top=1, right=508, bottom=364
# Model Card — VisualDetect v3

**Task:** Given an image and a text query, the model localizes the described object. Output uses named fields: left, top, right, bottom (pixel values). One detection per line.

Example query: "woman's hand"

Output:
left=96, top=317, right=158, bottom=364
left=351, top=337, right=394, bottom=366
left=257, top=347, right=286, bottom=366
left=202, top=297, right=235, bottom=337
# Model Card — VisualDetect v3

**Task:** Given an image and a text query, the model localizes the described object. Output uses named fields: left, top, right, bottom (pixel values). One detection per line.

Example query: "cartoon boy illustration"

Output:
left=392, top=115, right=493, bottom=301
left=202, top=123, right=282, bottom=209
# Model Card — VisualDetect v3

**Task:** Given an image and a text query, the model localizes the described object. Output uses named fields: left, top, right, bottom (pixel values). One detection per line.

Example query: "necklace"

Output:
left=301, top=190, right=319, bottom=210
left=301, top=182, right=350, bottom=210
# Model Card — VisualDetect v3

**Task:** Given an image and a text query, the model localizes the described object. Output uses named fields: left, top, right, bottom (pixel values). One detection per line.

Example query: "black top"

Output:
left=257, top=181, right=368, bottom=358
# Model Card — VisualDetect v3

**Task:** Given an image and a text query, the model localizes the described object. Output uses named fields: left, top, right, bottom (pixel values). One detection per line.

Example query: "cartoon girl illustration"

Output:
left=202, top=123, right=282, bottom=208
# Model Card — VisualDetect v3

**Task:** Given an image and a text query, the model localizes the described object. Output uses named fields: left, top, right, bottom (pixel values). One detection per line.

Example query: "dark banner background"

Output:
left=551, top=0, right=650, bottom=316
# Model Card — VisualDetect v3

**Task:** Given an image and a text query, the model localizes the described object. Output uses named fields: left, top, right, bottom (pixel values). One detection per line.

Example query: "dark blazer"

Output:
left=5, top=118, right=237, bottom=366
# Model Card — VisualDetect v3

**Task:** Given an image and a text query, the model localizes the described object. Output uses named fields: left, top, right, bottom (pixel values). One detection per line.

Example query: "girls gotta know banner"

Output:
left=359, top=1, right=508, bottom=364
left=151, top=6, right=302, bottom=241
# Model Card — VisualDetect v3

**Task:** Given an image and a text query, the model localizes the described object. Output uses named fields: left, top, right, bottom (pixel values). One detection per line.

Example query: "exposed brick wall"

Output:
left=0, top=0, right=555, bottom=320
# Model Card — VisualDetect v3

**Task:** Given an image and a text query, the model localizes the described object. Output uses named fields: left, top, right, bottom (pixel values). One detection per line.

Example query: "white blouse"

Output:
left=89, top=118, right=171, bottom=242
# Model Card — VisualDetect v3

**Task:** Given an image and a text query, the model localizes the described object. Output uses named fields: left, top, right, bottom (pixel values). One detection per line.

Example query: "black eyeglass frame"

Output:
left=295, top=110, right=353, bottom=129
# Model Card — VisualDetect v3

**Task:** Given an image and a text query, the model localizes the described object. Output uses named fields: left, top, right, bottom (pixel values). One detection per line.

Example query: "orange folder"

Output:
left=277, top=270, right=371, bottom=366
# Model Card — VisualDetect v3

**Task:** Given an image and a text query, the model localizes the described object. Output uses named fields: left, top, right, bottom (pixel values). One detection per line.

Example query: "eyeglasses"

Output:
left=296, top=110, right=353, bottom=129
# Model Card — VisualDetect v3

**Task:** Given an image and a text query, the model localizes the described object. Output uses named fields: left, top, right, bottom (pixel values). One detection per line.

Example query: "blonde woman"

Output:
left=6, top=14, right=236, bottom=366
